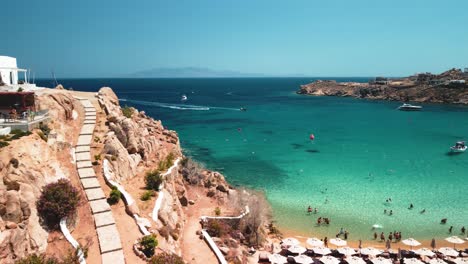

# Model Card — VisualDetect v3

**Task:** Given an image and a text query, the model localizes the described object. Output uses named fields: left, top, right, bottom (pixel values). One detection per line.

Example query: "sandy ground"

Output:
left=181, top=185, right=230, bottom=264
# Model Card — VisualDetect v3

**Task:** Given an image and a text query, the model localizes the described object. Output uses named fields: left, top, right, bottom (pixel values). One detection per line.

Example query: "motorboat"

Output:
left=181, top=95, right=188, bottom=102
left=398, top=103, right=422, bottom=111
left=240, top=107, right=247, bottom=111
left=450, top=141, right=467, bottom=152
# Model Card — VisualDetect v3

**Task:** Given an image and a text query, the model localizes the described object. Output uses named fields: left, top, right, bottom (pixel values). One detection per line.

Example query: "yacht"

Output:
left=398, top=103, right=422, bottom=111
left=450, top=141, right=467, bottom=153
left=181, top=95, right=188, bottom=102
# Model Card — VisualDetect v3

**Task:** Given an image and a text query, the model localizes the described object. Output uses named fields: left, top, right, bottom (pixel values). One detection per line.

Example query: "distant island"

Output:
left=128, top=67, right=263, bottom=78
left=297, top=68, right=468, bottom=104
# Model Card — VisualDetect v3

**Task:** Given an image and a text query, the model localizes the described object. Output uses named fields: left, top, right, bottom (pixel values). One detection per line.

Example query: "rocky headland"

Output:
left=0, top=86, right=270, bottom=263
left=297, top=68, right=468, bottom=104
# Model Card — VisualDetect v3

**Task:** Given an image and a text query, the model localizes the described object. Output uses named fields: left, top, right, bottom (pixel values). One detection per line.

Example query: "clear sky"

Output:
left=2, top=0, right=467, bottom=77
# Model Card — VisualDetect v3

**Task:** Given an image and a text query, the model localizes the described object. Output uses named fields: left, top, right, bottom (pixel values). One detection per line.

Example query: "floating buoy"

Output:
left=309, top=134, right=315, bottom=140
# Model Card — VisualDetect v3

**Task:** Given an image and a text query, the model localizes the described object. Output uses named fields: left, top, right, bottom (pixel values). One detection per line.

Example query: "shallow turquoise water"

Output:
left=40, top=78, right=468, bottom=240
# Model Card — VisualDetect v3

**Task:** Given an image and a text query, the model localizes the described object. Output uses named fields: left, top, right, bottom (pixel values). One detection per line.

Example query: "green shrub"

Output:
left=10, top=129, right=31, bottom=140
left=158, top=152, right=175, bottom=172
left=107, top=186, right=121, bottom=205
left=139, top=234, right=158, bottom=258
left=0, top=141, right=9, bottom=148
left=14, top=253, right=59, bottom=264
left=149, top=252, right=185, bottom=264
left=17, top=87, right=24, bottom=92
left=39, top=122, right=51, bottom=136
left=121, top=105, right=134, bottom=118
left=92, top=161, right=99, bottom=166
left=94, top=154, right=101, bottom=161
left=145, top=170, right=163, bottom=191
left=140, top=190, right=155, bottom=201
left=36, top=179, right=80, bottom=229
left=214, top=207, right=221, bottom=216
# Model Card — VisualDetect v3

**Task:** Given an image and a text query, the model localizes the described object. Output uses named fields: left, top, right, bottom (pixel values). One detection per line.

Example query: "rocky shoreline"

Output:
left=297, top=68, right=468, bottom=104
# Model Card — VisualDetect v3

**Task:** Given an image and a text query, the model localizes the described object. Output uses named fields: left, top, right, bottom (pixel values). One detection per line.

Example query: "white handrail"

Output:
left=60, top=218, right=86, bottom=264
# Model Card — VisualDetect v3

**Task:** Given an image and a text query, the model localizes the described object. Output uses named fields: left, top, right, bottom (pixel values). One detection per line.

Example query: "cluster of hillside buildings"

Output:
left=371, top=68, right=468, bottom=87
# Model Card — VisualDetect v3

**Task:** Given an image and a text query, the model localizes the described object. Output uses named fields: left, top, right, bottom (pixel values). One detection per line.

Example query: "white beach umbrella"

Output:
left=330, top=238, right=347, bottom=247
left=412, top=248, right=435, bottom=257
left=288, top=244, right=307, bottom=255
left=360, top=247, right=383, bottom=256
left=402, top=238, right=421, bottom=249
left=427, top=259, right=446, bottom=264
left=320, top=256, right=340, bottom=264
left=347, top=256, right=367, bottom=264
left=438, top=247, right=459, bottom=257
left=312, top=247, right=332, bottom=255
left=307, top=237, right=324, bottom=247
left=268, top=253, right=288, bottom=264
left=370, top=257, right=392, bottom=264
left=445, top=236, right=465, bottom=249
left=337, top=247, right=356, bottom=256
left=453, top=258, right=468, bottom=264
left=282, top=237, right=300, bottom=247
left=403, top=258, right=424, bottom=264
left=294, top=254, right=313, bottom=264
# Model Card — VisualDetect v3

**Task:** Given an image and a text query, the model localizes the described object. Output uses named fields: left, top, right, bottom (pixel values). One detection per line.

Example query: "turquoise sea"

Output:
left=38, top=78, right=468, bottom=240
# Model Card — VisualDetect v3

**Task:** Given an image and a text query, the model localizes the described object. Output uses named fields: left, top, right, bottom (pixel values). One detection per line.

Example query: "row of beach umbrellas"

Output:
left=268, top=254, right=468, bottom=264
left=283, top=236, right=466, bottom=250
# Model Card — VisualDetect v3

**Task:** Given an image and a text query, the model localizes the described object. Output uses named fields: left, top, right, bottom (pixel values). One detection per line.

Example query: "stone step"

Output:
left=90, top=199, right=111, bottom=214
left=84, top=120, right=96, bottom=125
left=81, top=177, right=101, bottom=189
left=75, top=152, right=91, bottom=162
left=85, top=112, right=96, bottom=116
left=81, top=101, right=94, bottom=108
left=80, top=124, right=95, bottom=135
left=76, top=160, right=93, bottom=169
left=94, top=211, right=116, bottom=228
left=77, top=167, right=96, bottom=179
left=75, top=145, right=91, bottom=153
left=84, top=116, right=96, bottom=121
left=76, top=135, right=93, bottom=146
left=96, top=224, right=123, bottom=254
left=101, top=249, right=125, bottom=263
left=85, top=188, right=106, bottom=202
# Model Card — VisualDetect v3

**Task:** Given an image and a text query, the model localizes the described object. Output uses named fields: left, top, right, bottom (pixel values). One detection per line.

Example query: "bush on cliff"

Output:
left=37, top=179, right=80, bottom=229
left=107, top=186, right=121, bottom=205
left=121, top=105, right=134, bottom=118
left=139, top=234, right=158, bottom=258
left=145, top=170, right=163, bottom=191
left=149, top=252, right=185, bottom=264
left=180, top=157, right=204, bottom=185
left=158, top=152, right=175, bottom=172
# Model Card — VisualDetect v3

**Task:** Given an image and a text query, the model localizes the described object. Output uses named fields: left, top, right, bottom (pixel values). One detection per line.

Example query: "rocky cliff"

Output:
left=0, top=89, right=84, bottom=263
left=298, top=69, right=468, bottom=104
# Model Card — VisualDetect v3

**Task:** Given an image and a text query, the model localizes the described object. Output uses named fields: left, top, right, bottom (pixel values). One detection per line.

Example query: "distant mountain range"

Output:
left=128, top=67, right=266, bottom=78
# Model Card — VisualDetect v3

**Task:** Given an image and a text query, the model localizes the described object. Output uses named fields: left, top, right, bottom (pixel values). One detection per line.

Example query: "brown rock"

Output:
left=3, top=191, right=22, bottom=223
left=179, top=196, right=188, bottom=207
left=5, top=221, right=17, bottom=229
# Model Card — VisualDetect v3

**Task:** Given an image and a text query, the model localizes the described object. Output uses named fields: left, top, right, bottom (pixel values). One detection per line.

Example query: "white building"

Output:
left=0, top=56, right=28, bottom=86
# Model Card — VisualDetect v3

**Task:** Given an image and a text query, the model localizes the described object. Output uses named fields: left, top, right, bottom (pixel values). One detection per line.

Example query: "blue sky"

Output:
left=2, top=0, right=467, bottom=77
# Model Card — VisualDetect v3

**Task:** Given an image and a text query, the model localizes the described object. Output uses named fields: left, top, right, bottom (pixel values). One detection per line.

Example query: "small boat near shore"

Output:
left=450, top=141, right=467, bottom=153
left=181, top=94, right=188, bottom=102
left=398, top=103, right=422, bottom=111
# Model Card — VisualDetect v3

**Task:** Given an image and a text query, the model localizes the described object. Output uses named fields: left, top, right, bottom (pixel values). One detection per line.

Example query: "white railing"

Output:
left=151, top=158, right=180, bottom=222
left=201, top=230, right=228, bottom=264
left=60, top=218, right=86, bottom=264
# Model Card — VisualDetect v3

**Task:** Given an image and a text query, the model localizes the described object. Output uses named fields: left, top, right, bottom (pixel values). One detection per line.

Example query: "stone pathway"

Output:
left=75, top=98, right=125, bottom=264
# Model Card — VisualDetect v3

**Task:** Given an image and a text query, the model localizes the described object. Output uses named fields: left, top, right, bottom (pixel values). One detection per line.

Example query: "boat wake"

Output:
left=120, top=99, right=240, bottom=111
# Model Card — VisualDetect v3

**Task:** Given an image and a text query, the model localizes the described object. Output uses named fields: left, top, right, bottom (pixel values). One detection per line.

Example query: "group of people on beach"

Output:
left=307, top=205, right=318, bottom=215
left=374, top=231, right=402, bottom=242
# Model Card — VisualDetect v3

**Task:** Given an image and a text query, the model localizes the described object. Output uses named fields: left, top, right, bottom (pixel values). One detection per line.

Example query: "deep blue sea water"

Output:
left=37, top=78, right=468, bottom=240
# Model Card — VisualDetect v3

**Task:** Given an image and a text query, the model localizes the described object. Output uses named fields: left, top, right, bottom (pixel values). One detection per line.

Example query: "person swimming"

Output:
left=420, top=209, right=426, bottom=214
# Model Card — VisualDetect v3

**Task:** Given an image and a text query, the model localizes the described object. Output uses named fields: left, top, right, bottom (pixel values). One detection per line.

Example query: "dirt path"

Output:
left=181, top=186, right=222, bottom=264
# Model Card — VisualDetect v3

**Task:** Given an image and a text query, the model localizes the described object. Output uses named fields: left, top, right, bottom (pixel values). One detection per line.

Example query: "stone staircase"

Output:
left=75, top=98, right=125, bottom=264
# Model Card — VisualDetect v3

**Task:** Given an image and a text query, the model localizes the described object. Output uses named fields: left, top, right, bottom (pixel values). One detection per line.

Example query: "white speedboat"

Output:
left=450, top=141, right=467, bottom=152
left=398, top=103, right=422, bottom=111
left=181, top=95, right=188, bottom=102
